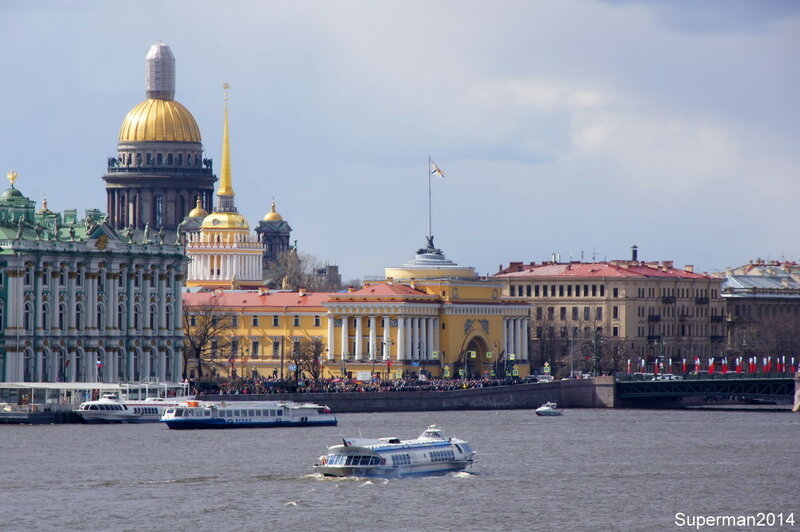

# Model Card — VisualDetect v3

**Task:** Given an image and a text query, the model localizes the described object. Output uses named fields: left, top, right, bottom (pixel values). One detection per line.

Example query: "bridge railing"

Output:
left=616, top=372, right=795, bottom=382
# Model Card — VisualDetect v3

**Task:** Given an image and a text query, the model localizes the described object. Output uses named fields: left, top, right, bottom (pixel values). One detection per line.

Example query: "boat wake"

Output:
left=451, top=471, right=476, bottom=479
left=141, top=475, right=218, bottom=485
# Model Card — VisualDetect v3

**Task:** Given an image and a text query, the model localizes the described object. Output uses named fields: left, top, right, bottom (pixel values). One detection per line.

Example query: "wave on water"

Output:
left=141, top=476, right=218, bottom=485
left=451, top=471, right=476, bottom=479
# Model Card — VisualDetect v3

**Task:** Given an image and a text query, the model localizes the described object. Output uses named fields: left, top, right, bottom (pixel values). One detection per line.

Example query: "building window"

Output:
left=252, top=340, right=259, bottom=358
left=76, top=304, right=83, bottom=330
left=591, top=285, right=597, bottom=297
left=166, top=306, right=172, bottom=330
left=559, top=285, right=564, bottom=297
left=189, top=315, right=197, bottom=326
left=510, top=285, right=516, bottom=297
left=534, top=285, right=540, bottom=297
left=572, top=307, right=578, bottom=321
left=293, top=315, right=300, bottom=327
left=575, top=285, right=580, bottom=297
left=252, top=316, right=259, bottom=327
left=596, top=307, right=603, bottom=321
left=154, top=195, right=164, bottom=227
left=536, top=307, right=543, bottom=320
left=314, top=315, right=321, bottom=327
left=613, top=288, right=619, bottom=298
left=526, top=285, right=531, bottom=297
left=272, top=340, right=280, bottom=359
left=600, top=285, right=605, bottom=297
left=76, top=271, right=83, bottom=287
left=567, top=285, right=572, bottom=297
left=584, top=307, right=590, bottom=320
left=231, top=315, right=238, bottom=327
left=612, top=306, right=619, bottom=319
left=273, top=316, right=280, bottom=327
left=547, top=307, right=554, bottom=320
left=560, top=307, right=566, bottom=320
left=543, top=286, right=548, bottom=297
left=118, top=305, right=125, bottom=329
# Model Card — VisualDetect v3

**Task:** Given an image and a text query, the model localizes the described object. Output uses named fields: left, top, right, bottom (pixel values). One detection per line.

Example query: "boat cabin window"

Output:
left=247, top=410, right=256, bottom=417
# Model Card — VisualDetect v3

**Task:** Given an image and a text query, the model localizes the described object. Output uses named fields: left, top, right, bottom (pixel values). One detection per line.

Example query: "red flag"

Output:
left=749, top=357, right=756, bottom=374
left=626, top=359, right=631, bottom=374
left=721, top=358, right=728, bottom=374
left=765, top=357, right=772, bottom=373
left=708, top=357, right=715, bottom=375
left=682, top=358, right=687, bottom=374
left=735, top=357, right=743, bottom=374
left=654, top=360, right=659, bottom=375
left=694, top=356, right=701, bottom=374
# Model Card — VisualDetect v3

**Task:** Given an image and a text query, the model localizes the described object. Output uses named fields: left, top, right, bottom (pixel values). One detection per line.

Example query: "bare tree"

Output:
left=182, top=296, right=236, bottom=380
left=287, top=336, right=325, bottom=384
left=263, top=250, right=343, bottom=291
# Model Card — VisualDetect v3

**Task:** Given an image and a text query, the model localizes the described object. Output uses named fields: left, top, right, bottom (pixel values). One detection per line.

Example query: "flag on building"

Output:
left=721, top=357, right=728, bottom=374
left=694, top=356, right=701, bottom=374
left=735, top=357, right=743, bottom=374
left=96, top=360, right=103, bottom=368
left=708, top=357, right=715, bottom=375
left=626, top=359, right=631, bottom=374
left=682, top=358, right=687, bottom=374
left=430, top=159, right=445, bottom=178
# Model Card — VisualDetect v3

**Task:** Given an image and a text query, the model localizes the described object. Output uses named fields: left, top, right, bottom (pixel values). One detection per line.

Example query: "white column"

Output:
left=369, top=316, right=377, bottom=361
left=340, top=316, right=349, bottom=360
left=410, top=317, right=418, bottom=360
left=355, top=316, right=363, bottom=361
left=433, top=318, right=440, bottom=355
left=510, top=319, right=518, bottom=356
left=516, top=318, right=524, bottom=361
left=382, top=317, right=390, bottom=360
left=522, top=318, right=529, bottom=360
left=397, top=317, right=406, bottom=360
left=426, top=318, right=434, bottom=359
left=327, top=315, right=335, bottom=361
left=68, top=350, right=77, bottom=382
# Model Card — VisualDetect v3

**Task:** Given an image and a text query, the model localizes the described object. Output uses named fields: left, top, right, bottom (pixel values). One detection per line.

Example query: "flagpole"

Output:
left=427, top=155, right=432, bottom=240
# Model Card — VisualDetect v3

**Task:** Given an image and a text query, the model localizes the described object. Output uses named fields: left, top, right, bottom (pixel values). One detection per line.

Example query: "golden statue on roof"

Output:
left=7, top=170, right=17, bottom=187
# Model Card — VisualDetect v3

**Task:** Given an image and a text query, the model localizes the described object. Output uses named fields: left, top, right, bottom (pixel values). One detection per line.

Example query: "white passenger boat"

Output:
left=314, top=425, right=476, bottom=478
left=160, top=400, right=337, bottom=429
left=76, top=393, right=141, bottom=423
left=124, top=397, right=185, bottom=422
left=535, top=402, right=563, bottom=416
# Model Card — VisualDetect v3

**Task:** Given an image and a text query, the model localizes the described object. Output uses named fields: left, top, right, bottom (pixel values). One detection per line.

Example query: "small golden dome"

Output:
left=263, top=199, right=283, bottom=221
left=200, top=212, right=249, bottom=230
left=119, top=99, right=201, bottom=143
left=188, top=197, right=208, bottom=218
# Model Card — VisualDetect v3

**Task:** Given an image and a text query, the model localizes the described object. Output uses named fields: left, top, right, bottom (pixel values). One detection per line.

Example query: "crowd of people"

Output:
left=195, top=375, right=523, bottom=396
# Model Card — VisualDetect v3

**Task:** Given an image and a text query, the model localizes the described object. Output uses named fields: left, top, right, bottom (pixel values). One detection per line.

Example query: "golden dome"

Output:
left=263, top=199, right=283, bottom=221
left=188, top=197, right=208, bottom=218
left=200, top=212, right=249, bottom=230
left=119, top=99, right=201, bottom=143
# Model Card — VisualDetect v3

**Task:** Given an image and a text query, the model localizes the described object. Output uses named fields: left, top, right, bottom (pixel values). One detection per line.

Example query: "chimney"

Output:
left=631, top=245, right=638, bottom=261
left=685, top=265, right=694, bottom=273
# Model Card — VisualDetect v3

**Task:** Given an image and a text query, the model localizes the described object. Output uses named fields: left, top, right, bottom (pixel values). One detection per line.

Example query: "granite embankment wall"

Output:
left=209, top=376, right=615, bottom=413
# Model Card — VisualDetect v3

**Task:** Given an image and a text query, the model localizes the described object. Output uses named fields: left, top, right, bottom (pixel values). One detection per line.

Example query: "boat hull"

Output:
left=535, top=409, right=562, bottom=416
left=316, top=461, right=471, bottom=478
left=163, top=418, right=338, bottom=430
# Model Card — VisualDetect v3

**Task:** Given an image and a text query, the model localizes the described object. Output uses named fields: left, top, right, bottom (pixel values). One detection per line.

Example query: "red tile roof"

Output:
left=328, top=282, right=437, bottom=301
left=493, top=261, right=710, bottom=280
left=183, top=290, right=333, bottom=309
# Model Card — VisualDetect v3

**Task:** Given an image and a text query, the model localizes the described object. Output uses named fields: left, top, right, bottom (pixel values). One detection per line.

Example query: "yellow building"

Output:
left=183, top=237, right=530, bottom=380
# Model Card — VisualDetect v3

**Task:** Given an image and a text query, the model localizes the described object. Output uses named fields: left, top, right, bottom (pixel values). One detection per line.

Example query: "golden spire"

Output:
left=7, top=170, right=17, bottom=187
left=42, top=197, right=48, bottom=210
left=218, top=82, right=234, bottom=196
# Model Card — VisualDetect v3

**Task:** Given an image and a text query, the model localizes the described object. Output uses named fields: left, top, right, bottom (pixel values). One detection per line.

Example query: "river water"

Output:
left=0, top=408, right=797, bottom=532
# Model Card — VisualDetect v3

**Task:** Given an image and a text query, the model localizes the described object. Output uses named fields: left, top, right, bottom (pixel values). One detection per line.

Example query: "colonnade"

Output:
left=327, top=315, right=441, bottom=362
left=503, top=317, right=529, bottom=359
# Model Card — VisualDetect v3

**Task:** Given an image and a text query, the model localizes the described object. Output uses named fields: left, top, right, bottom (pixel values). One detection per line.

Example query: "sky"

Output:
left=1, top=1, right=798, bottom=282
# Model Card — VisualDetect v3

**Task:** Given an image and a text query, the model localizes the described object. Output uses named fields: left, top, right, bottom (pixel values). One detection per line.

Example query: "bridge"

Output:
left=616, top=374, right=796, bottom=407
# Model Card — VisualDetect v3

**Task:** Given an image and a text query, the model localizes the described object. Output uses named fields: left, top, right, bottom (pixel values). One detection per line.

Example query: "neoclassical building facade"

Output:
left=0, top=173, right=187, bottom=383
left=183, top=237, right=530, bottom=379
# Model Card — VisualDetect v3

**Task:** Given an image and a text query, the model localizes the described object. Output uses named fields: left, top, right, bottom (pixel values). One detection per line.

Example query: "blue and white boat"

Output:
left=314, top=425, right=476, bottom=478
left=160, top=400, right=337, bottom=429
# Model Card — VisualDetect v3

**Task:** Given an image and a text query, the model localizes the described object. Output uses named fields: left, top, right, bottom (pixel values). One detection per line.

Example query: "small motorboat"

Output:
left=535, top=402, right=563, bottom=416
